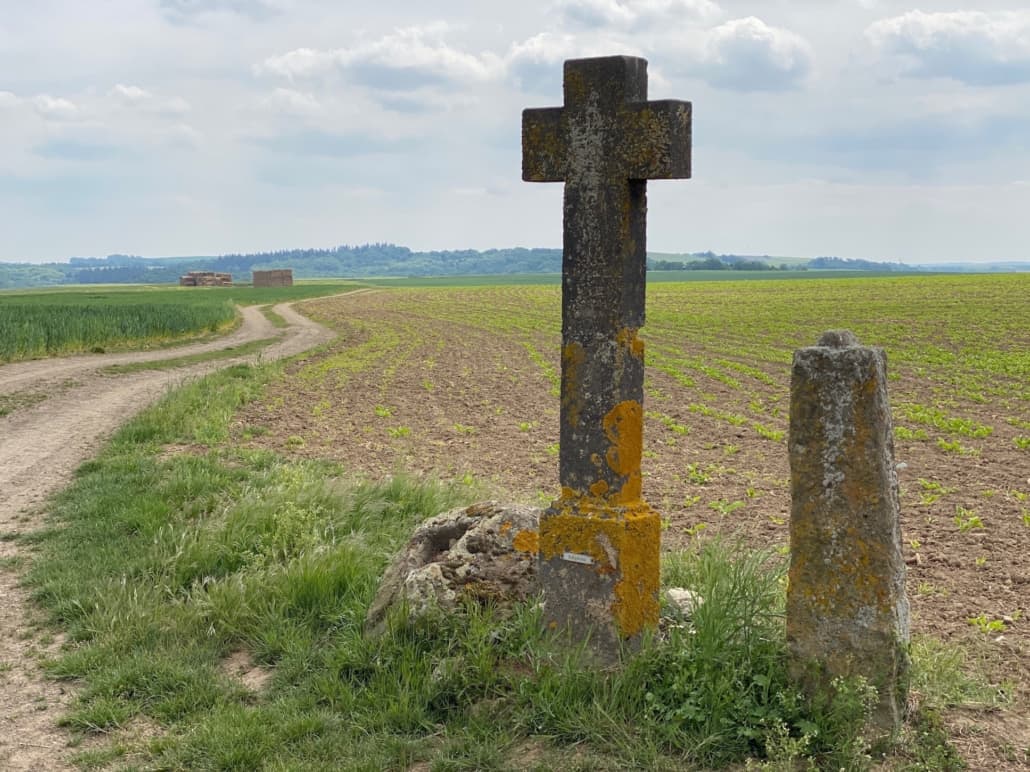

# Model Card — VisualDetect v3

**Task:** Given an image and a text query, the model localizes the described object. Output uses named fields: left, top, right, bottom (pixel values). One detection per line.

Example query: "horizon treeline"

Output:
left=2, top=243, right=929, bottom=290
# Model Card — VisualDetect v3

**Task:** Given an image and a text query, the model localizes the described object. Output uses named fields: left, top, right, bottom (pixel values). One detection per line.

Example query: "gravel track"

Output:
left=0, top=300, right=336, bottom=770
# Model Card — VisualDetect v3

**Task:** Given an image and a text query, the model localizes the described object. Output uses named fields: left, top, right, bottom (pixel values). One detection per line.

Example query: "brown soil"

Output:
left=0, top=301, right=335, bottom=771
left=234, top=289, right=1030, bottom=770
left=220, top=650, right=272, bottom=693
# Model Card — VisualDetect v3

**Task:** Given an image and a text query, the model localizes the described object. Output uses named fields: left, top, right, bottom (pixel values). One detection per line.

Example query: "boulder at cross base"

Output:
left=364, top=501, right=541, bottom=636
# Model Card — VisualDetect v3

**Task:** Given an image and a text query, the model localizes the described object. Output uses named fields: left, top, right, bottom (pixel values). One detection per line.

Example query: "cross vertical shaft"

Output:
left=523, top=56, right=691, bottom=658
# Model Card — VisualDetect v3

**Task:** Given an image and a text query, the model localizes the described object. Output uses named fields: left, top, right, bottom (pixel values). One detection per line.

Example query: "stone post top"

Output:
left=816, top=330, right=860, bottom=348
left=796, top=330, right=885, bottom=368
left=565, top=54, right=647, bottom=67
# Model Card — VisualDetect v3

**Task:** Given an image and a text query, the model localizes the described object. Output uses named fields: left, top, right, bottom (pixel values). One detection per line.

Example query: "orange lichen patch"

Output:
left=612, top=511, right=662, bottom=637
left=561, top=342, right=586, bottom=428
left=616, top=327, right=645, bottom=360
left=589, top=479, right=609, bottom=497
left=539, top=506, right=661, bottom=638
left=513, top=529, right=540, bottom=554
left=603, top=400, right=642, bottom=476
left=499, top=521, right=513, bottom=535
left=603, top=400, right=643, bottom=503
left=611, top=472, right=642, bottom=505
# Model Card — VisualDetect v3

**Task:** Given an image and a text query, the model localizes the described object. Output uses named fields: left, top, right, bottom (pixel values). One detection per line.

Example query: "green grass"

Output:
left=0, top=282, right=359, bottom=362
left=100, top=337, right=280, bottom=374
left=19, top=360, right=993, bottom=769
left=0, top=291, right=236, bottom=362
left=259, top=305, right=289, bottom=328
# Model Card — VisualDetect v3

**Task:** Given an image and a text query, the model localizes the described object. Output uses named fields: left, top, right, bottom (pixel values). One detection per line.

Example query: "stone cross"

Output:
left=522, top=56, right=691, bottom=658
left=787, top=330, right=910, bottom=738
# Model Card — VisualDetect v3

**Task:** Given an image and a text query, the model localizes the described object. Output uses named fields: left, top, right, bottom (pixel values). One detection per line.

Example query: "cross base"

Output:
left=538, top=499, right=661, bottom=662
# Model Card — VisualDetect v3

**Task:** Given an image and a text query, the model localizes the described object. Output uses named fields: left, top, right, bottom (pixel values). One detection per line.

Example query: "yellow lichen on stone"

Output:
left=616, top=327, right=645, bottom=359
left=612, top=510, right=661, bottom=636
left=513, top=529, right=539, bottom=554
left=539, top=505, right=660, bottom=638
left=602, top=400, right=643, bottom=503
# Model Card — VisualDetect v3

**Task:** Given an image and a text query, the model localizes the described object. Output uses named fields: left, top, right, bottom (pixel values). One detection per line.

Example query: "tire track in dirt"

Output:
left=0, top=299, right=341, bottom=771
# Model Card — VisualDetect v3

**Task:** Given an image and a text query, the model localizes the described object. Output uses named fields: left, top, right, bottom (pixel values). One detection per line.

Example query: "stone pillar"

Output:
left=522, top=56, right=691, bottom=662
left=787, top=330, right=910, bottom=737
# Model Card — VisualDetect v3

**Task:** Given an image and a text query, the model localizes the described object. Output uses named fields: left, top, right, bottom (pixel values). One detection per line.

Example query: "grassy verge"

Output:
left=259, top=304, right=289, bottom=329
left=100, top=337, right=281, bottom=374
left=22, top=364, right=1003, bottom=770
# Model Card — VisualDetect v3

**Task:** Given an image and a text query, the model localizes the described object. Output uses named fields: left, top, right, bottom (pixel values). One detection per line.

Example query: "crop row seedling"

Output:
left=899, top=403, right=993, bottom=439
left=937, top=438, right=979, bottom=456
left=688, top=403, right=748, bottom=427
left=647, top=411, right=689, bottom=435
left=954, top=506, right=984, bottom=532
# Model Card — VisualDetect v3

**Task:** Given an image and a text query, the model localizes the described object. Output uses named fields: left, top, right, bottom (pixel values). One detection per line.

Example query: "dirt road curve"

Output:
left=0, top=301, right=337, bottom=771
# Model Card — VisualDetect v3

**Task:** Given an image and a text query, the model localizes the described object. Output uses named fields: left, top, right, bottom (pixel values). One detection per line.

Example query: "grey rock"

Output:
left=364, top=501, right=540, bottom=636
left=664, top=587, right=703, bottom=620
left=816, top=329, right=860, bottom=348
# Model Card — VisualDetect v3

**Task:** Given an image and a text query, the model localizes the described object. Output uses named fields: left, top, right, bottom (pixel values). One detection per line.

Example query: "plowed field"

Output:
left=233, top=274, right=1030, bottom=764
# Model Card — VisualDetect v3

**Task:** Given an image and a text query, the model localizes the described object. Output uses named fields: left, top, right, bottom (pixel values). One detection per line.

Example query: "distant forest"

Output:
left=3, top=244, right=563, bottom=289
left=1, top=243, right=932, bottom=290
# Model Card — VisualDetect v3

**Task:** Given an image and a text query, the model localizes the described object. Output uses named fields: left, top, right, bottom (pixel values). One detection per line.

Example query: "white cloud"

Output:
left=160, top=96, right=193, bottom=114
left=0, top=91, right=21, bottom=109
left=259, top=47, right=337, bottom=79
left=557, top=0, right=720, bottom=30
left=150, top=96, right=193, bottom=117
left=260, top=87, right=323, bottom=116
left=506, top=31, right=641, bottom=92
left=109, top=84, right=152, bottom=104
left=107, top=85, right=191, bottom=116
left=160, top=0, right=287, bottom=23
left=32, top=94, right=79, bottom=120
left=258, top=24, right=505, bottom=90
left=696, top=17, right=813, bottom=91
left=163, top=123, right=203, bottom=149
left=866, top=10, right=1030, bottom=85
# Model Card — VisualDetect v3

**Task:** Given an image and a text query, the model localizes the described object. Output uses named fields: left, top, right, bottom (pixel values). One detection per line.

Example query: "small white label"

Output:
left=561, top=551, right=594, bottom=565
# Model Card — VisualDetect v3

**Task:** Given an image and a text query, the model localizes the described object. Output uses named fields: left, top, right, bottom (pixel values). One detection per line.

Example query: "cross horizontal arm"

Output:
left=620, top=100, right=691, bottom=180
left=522, top=107, right=566, bottom=182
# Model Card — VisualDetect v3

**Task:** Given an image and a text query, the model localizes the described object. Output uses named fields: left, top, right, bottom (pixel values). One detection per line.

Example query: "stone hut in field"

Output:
left=252, top=269, right=293, bottom=288
left=180, top=271, right=232, bottom=287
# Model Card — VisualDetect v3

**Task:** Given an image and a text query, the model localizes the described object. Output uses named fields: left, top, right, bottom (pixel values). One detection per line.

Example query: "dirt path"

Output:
left=0, top=300, right=338, bottom=771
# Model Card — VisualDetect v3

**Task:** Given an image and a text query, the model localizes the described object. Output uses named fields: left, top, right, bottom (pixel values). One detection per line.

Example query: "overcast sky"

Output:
left=3, top=1, right=1030, bottom=264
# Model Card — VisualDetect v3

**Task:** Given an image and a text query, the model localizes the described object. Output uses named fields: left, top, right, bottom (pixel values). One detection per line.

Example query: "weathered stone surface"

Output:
left=665, top=587, right=703, bottom=620
left=364, top=501, right=540, bottom=636
left=787, top=330, right=910, bottom=737
left=522, top=56, right=691, bottom=661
